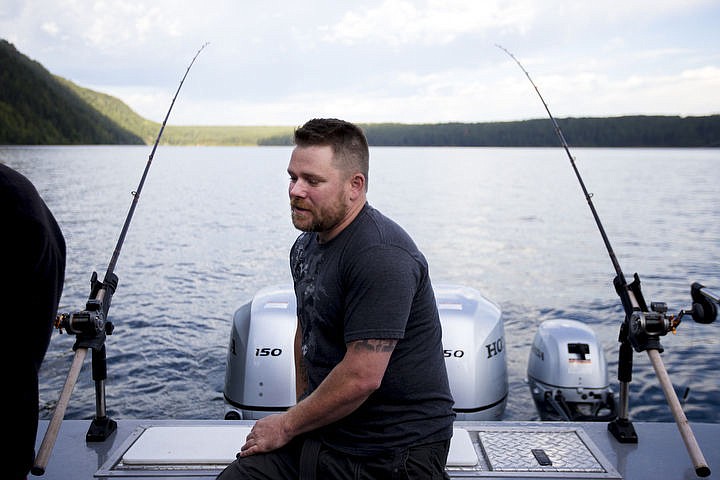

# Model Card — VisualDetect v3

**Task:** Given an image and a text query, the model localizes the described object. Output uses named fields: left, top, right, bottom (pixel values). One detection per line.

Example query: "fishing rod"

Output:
left=32, top=42, right=207, bottom=476
left=496, top=44, right=715, bottom=478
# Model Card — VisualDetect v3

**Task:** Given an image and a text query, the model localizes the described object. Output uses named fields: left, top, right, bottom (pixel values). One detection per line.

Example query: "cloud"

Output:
left=1, top=0, right=718, bottom=124
left=80, top=2, right=180, bottom=49
left=324, top=0, right=536, bottom=47
left=41, top=21, right=59, bottom=36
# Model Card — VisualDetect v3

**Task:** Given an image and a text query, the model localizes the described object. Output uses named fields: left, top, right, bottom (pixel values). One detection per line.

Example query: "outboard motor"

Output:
left=436, top=284, right=507, bottom=420
left=224, top=284, right=508, bottom=420
left=527, top=319, right=616, bottom=421
left=224, top=285, right=297, bottom=420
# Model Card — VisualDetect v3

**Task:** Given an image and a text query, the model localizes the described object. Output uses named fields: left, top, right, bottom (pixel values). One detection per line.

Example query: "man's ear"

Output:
left=349, top=173, right=366, bottom=199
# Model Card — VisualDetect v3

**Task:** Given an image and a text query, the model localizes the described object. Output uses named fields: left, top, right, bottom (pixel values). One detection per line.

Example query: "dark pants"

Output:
left=216, top=437, right=451, bottom=480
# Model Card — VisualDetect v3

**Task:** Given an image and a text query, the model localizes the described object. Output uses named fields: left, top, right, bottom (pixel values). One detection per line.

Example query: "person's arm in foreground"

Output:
left=239, top=337, right=396, bottom=456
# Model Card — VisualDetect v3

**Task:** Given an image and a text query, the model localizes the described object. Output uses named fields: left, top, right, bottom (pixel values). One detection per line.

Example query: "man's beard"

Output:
left=291, top=198, right=348, bottom=234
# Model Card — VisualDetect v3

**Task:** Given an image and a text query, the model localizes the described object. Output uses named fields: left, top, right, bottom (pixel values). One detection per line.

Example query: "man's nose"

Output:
left=289, top=180, right=306, bottom=198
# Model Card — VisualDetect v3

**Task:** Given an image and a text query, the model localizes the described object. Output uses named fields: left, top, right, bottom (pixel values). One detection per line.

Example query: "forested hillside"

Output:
left=0, top=39, right=143, bottom=144
left=2, top=38, right=719, bottom=147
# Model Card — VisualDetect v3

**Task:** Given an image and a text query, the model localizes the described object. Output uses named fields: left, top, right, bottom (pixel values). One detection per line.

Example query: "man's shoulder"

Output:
left=356, top=205, right=417, bottom=250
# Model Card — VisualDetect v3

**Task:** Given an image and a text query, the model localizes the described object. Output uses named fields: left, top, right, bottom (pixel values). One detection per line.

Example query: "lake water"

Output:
left=2, top=145, right=719, bottom=423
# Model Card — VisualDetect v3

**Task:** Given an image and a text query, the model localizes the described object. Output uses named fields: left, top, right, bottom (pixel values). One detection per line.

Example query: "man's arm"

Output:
left=294, top=319, right=308, bottom=402
left=239, top=337, right=397, bottom=456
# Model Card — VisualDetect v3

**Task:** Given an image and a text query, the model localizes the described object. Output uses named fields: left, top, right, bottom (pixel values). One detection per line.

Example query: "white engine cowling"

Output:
left=527, top=319, right=615, bottom=421
left=224, top=284, right=508, bottom=421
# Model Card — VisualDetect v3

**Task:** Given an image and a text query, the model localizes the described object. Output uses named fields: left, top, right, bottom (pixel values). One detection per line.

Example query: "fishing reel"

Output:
left=55, top=300, right=115, bottom=335
left=627, top=302, right=673, bottom=352
left=55, top=271, right=117, bottom=350
left=625, top=282, right=718, bottom=353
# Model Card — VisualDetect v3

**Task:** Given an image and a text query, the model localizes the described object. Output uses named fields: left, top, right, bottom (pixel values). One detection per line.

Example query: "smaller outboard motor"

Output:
left=527, top=319, right=615, bottom=421
left=224, top=284, right=508, bottom=421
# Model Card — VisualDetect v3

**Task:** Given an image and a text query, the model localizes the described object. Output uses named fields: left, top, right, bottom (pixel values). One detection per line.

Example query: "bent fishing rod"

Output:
left=32, top=42, right=208, bottom=476
left=496, top=44, right=716, bottom=478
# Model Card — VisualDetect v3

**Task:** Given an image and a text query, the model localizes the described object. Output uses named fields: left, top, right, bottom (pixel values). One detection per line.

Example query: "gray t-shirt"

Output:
left=290, top=203, right=455, bottom=455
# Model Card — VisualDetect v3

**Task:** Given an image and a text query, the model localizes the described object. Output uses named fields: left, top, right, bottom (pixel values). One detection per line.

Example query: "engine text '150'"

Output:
left=255, top=347, right=283, bottom=357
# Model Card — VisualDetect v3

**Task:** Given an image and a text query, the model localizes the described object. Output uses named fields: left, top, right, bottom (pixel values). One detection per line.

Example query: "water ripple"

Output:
left=6, top=145, right=715, bottom=423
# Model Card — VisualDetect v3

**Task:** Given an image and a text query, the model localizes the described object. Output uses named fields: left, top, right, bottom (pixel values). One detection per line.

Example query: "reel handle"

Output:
left=691, top=283, right=718, bottom=324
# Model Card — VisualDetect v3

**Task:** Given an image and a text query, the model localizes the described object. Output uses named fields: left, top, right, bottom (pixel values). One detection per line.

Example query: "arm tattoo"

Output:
left=352, top=338, right=397, bottom=353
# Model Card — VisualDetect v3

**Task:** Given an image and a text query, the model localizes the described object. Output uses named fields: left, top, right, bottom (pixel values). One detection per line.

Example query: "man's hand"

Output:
left=239, top=337, right=397, bottom=457
left=239, top=413, right=292, bottom=457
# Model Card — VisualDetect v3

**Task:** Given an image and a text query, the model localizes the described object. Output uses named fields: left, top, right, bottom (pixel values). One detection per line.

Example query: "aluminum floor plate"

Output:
left=447, top=426, right=621, bottom=478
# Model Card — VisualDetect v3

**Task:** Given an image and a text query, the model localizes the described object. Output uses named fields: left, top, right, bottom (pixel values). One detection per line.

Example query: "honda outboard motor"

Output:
left=436, top=284, right=507, bottom=420
left=527, top=319, right=615, bottom=421
left=224, top=284, right=508, bottom=420
left=224, top=285, right=297, bottom=420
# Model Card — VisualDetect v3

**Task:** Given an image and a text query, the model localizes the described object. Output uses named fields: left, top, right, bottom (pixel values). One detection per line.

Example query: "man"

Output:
left=217, top=118, right=454, bottom=479
left=1, top=164, right=66, bottom=480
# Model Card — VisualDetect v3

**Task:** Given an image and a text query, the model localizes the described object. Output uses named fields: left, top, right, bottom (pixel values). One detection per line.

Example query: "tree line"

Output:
left=260, top=117, right=720, bottom=148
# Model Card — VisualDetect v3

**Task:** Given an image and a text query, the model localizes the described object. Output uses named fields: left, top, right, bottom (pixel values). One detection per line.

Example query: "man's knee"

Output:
left=216, top=455, right=274, bottom=480
left=216, top=441, right=301, bottom=480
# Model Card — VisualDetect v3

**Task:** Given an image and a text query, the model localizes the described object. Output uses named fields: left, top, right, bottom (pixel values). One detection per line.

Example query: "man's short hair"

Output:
left=294, top=118, right=369, bottom=190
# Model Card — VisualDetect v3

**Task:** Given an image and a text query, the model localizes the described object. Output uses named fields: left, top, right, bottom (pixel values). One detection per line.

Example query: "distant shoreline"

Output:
left=2, top=39, right=719, bottom=147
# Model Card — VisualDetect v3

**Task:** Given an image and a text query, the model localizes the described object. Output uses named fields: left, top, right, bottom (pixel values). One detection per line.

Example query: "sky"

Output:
left=2, top=0, right=719, bottom=126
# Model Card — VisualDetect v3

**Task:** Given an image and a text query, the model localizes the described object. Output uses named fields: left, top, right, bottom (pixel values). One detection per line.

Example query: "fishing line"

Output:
left=496, top=44, right=712, bottom=478
left=494, top=44, right=625, bottom=283
left=33, top=42, right=208, bottom=476
left=106, top=41, right=209, bottom=280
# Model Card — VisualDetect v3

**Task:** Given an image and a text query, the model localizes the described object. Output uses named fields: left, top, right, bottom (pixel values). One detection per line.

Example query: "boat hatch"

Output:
left=96, top=424, right=620, bottom=478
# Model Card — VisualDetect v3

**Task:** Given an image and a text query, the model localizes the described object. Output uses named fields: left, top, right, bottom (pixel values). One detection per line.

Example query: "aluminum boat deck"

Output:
left=34, top=419, right=718, bottom=479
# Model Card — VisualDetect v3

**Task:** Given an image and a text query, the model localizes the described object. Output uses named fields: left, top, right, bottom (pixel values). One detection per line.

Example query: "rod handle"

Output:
left=647, top=349, right=711, bottom=477
left=31, top=348, right=87, bottom=476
